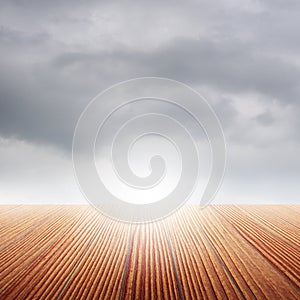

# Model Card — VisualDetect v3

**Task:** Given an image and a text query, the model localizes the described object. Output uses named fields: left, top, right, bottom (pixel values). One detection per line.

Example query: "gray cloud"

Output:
left=0, top=0, right=299, bottom=203
left=255, top=111, right=274, bottom=126
left=1, top=33, right=300, bottom=150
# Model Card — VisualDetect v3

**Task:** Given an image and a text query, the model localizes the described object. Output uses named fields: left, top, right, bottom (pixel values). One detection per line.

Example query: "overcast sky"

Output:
left=0, top=0, right=299, bottom=204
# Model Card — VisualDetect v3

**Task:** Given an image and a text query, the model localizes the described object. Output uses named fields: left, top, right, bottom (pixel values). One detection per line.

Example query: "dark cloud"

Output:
left=0, top=0, right=299, bottom=203
left=255, top=111, right=274, bottom=126
left=1, top=33, right=300, bottom=151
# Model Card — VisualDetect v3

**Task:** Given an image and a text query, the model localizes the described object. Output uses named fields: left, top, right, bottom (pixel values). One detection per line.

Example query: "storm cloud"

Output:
left=0, top=0, right=299, bottom=203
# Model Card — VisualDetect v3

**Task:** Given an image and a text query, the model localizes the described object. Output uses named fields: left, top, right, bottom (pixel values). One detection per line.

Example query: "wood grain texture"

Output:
left=0, top=205, right=299, bottom=299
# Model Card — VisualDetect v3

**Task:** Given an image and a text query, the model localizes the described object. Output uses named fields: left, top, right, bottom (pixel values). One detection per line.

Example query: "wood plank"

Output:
left=0, top=205, right=299, bottom=299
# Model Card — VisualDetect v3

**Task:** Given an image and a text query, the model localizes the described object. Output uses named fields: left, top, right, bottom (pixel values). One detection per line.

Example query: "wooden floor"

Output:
left=0, top=205, right=299, bottom=299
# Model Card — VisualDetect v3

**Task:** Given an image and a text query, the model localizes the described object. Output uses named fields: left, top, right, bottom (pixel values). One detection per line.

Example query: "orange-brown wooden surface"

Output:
left=0, top=205, right=299, bottom=299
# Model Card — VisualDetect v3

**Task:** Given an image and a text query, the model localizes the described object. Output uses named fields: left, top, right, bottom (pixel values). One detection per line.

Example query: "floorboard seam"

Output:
left=0, top=206, right=65, bottom=254
left=163, top=221, right=185, bottom=300
left=198, top=223, right=247, bottom=300
left=211, top=206, right=300, bottom=294
left=55, top=215, right=103, bottom=300
left=118, top=224, right=136, bottom=300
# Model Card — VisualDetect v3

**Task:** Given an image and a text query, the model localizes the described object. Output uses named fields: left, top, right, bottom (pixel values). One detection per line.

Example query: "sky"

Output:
left=0, top=0, right=299, bottom=204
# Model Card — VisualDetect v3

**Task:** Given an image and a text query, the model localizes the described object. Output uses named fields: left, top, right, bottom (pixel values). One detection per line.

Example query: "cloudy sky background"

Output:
left=0, top=0, right=299, bottom=204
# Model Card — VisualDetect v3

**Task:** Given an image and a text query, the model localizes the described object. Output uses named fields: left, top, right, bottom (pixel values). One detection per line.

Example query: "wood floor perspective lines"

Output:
left=0, top=205, right=299, bottom=300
